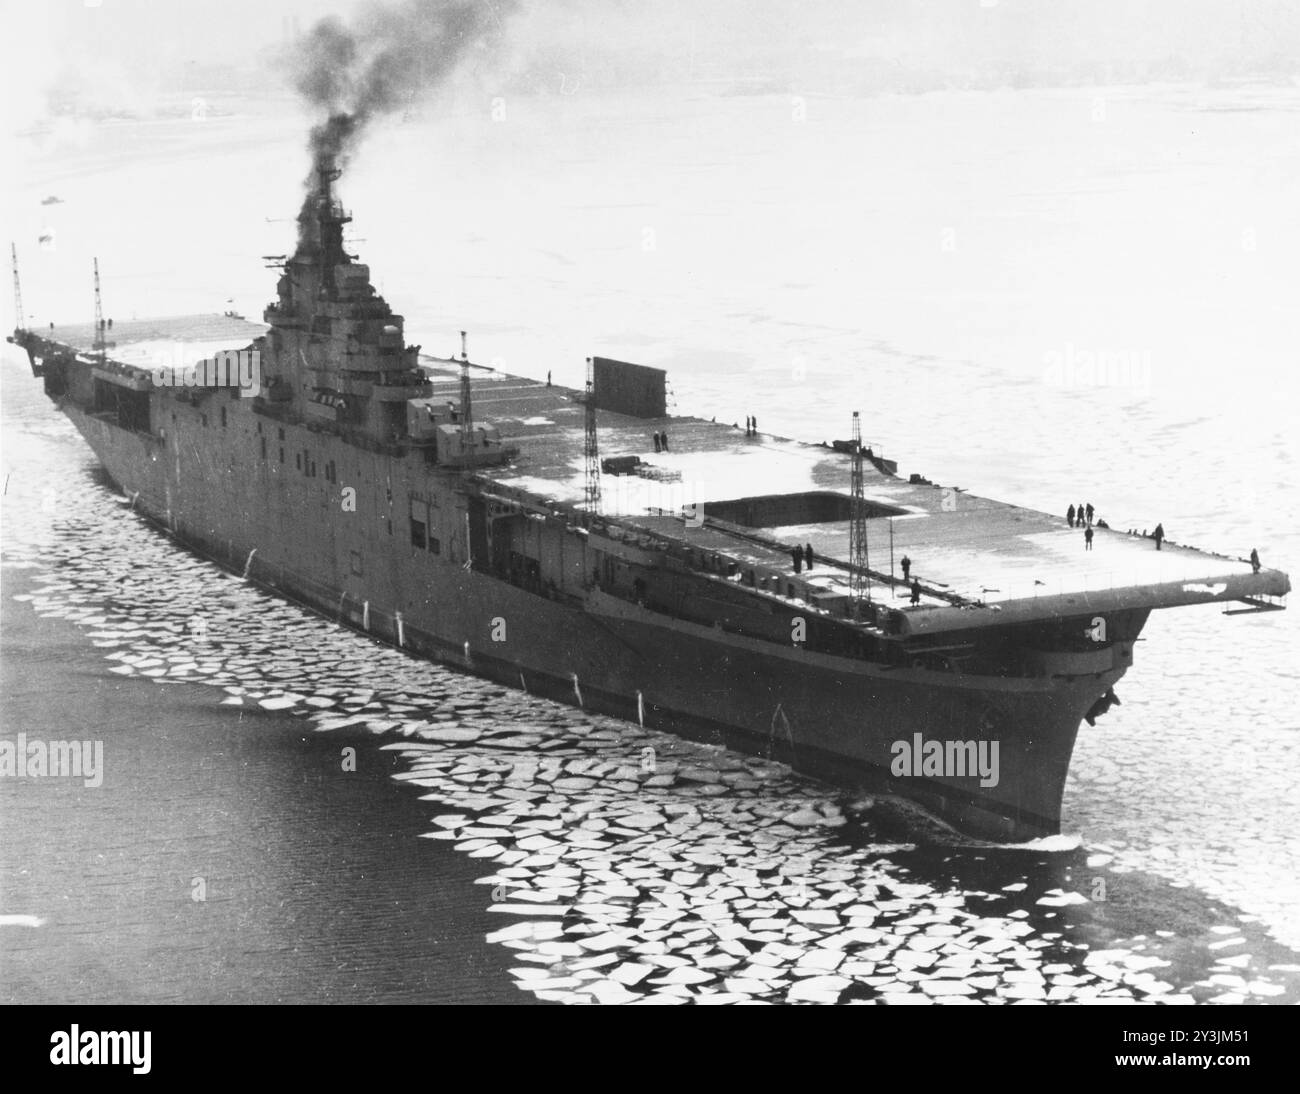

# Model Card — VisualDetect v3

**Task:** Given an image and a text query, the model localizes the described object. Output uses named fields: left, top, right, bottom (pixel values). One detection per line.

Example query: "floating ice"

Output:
left=0, top=915, right=46, bottom=928
left=10, top=488, right=1295, bottom=1010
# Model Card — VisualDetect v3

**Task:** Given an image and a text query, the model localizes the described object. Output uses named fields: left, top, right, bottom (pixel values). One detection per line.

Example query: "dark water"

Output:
left=0, top=573, right=532, bottom=1005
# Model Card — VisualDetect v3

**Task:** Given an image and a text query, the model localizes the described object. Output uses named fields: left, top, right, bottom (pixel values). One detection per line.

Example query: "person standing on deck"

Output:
left=791, top=546, right=803, bottom=574
left=901, top=555, right=911, bottom=581
left=1084, top=526, right=1094, bottom=551
left=1085, top=502, right=1094, bottom=525
left=1067, top=504, right=1076, bottom=528
left=1153, top=523, right=1165, bottom=550
left=804, top=543, right=814, bottom=570
left=910, top=580, right=921, bottom=605
left=1251, top=548, right=1261, bottom=573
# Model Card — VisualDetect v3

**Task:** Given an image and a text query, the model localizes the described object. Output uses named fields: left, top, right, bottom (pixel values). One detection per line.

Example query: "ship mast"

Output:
left=314, top=159, right=348, bottom=272
left=583, top=356, right=601, bottom=521
left=10, top=243, right=24, bottom=334
left=849, top=410, right=870, bottom=612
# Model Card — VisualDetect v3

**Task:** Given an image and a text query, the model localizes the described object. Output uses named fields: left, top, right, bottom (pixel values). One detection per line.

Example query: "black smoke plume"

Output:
left=291, top=0, right=513, bottom=250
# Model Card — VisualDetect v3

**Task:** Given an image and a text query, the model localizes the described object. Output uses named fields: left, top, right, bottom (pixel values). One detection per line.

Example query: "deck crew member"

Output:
left=901, top=554, right=911, bottom=581
left=1067, top=503, right=1076, bottom=527
left=1153, top=522, right=1165, bottom=550
left=1250, top=548, right=1261, bottom=573
left=791, top=546, right=802, bottom=574
left=1084, top=526, right=1094, bottom=551
left=910, top=580, right=921, bottom=605
left=804, top=543, right=814, bottom=570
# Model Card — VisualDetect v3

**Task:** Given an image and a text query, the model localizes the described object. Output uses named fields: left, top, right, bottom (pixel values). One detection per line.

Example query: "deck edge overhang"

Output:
left=898, top=567, right=1290, bottom=636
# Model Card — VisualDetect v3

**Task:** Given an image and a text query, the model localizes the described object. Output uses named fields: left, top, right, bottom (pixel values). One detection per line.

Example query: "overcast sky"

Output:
left=3, top=0, right=1300, bottom=129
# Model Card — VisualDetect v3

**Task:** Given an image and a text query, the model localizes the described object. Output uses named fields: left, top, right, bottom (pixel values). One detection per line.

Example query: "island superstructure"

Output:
left=9, top=165, right=1289, bottom=841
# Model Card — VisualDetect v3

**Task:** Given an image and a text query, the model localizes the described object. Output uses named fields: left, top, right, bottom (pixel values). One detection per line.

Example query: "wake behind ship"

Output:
left=8, top=165, right=1290, bottom=842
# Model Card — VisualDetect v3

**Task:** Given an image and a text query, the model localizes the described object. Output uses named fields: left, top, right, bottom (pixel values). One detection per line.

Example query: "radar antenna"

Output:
left=849, top=410, right=870, bottom=612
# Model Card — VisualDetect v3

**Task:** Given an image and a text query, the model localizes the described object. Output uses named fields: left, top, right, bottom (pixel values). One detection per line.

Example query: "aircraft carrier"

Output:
left=8, top=164, right=1290, bottom=842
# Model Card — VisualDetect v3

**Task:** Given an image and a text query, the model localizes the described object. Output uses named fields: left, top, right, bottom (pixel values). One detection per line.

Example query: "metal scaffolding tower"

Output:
left=583, top=357, right=601, bottom=520
left=459, top=330, right=474, bottom=472
left=849, top=410, right=870, bottom=611
left=10, top=243, right=24, bottom=333
left=92, top=257, right=113, bottom=364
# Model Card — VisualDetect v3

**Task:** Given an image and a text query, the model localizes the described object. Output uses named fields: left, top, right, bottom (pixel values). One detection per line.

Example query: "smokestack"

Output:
left=460, top=330, right=468, bottom=361
left=289, top=1, right=516, bottom=255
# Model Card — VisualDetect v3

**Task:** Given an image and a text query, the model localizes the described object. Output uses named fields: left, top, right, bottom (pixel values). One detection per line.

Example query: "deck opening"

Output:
left=704, top=491, right=905, bottom=528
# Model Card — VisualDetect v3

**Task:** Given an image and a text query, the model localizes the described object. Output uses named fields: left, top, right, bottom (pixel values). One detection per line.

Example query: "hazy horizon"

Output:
left=3, top=0, right=1300, bottom=132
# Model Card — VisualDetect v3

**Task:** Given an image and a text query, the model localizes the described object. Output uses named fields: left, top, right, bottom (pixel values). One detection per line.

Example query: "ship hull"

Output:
left=61, top=401, right=1124, bottom=842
